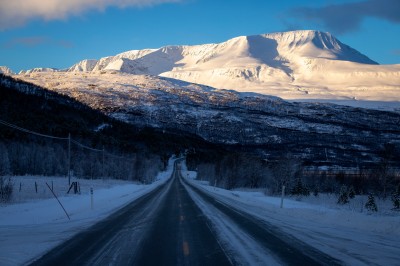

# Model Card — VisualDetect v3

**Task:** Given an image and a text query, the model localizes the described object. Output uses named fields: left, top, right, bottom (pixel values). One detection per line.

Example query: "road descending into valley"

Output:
left=29, top=161, right=340, bottom=266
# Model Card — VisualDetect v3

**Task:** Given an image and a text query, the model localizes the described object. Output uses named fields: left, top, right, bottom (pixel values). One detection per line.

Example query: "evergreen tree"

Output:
left=391, top=187, right=400, bottom=210
left=0, top=176, right=13, bottom=202
left=348, top=186, right=356, bottom=199
left=337, top=185, right=349, bottom=204
left=365, top=194, right=378, bottom=212
left=291, top=178, right=310, bottom=196
left=291, top=178, right=303, bottom=195
left=0, top=143, right=10, bottom=176
left=313, top=186, right=319, bottom=197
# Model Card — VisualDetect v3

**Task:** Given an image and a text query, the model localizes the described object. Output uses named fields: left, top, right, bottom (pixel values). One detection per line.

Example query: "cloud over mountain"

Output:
left=291, top=0, right=400, bottom=34
left=0, top=0, right=181, bottom=30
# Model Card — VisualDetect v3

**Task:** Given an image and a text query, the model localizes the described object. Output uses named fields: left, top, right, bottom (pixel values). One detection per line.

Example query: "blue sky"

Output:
left=1, top=0, right=399, bottom=72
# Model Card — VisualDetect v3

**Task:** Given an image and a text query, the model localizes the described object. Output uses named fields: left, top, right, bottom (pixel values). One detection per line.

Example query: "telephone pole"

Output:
left=68, top=133, right=71, bottom=185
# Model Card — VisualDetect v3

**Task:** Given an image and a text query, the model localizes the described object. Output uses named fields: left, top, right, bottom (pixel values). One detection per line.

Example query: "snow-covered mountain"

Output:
left=4, top=30, right=400, bottom=167
left=68, top=59, right=98, bottom=72
left=0, top=66, right=14, bottom=75
left=56, top=30, right=399, bottom=104
left=18, top=67, right=59, bottom=75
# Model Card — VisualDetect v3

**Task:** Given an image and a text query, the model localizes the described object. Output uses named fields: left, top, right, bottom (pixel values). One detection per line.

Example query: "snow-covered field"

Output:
left=180, top=163, right=400, bottom=266
left=0, top=158, right=176, bottom=266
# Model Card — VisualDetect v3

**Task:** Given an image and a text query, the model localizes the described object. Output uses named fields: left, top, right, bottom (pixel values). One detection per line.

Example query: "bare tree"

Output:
left=269, top=155, right=301, bottom=195
left=378, top=143, right=396, bottom=199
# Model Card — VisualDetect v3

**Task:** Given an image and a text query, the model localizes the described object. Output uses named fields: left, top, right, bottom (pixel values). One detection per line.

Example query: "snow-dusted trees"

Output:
left=0, top=176, right=12, bottom=203
left=6, top=142, right=67, bottom=176
left=267, top=156, right=302, bottom=195
left=0, top=140, right=152, bottom=181
left=133, top=153, right=162, bottom=183
left=0, top=143, right=10, bottom=176
left=196, top=163, right=216, bottom=184
left=376, top=143, right=397, bottom=199
left=0, top=143, right=12, bottom=202
left=391, top=184, right=400, bottom=210
left=190, top=151, right=267, bottom=190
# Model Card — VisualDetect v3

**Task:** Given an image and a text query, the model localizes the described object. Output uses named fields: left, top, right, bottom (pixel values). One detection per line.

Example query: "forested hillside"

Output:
left=0, top=74, right=206, bottom=182
left=1, top=73, right=399, bottom=202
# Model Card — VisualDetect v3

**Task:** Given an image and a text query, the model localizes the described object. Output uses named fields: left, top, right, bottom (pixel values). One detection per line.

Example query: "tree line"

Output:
left=0, top=74, right=203, bottom=202
left=186, top=146, right=400, bottom=208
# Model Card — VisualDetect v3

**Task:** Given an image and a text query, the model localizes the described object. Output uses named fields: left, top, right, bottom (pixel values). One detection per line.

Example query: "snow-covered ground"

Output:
left=2, top=157, right=399, bottom=265
left=180, top=162, right=400, bottom=266
left=0, top=158, right=176, bottom=266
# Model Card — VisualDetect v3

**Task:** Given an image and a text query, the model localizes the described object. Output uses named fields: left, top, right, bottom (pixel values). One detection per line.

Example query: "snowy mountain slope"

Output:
left=18, top=67, right=60, bottom=75
left=14, top=71, right=400, bottom=167
left=54, top=30, right=399, bottom=104
left=0, top=66, right=15, bottom=75
left=68, top=59, right=98, bottom=72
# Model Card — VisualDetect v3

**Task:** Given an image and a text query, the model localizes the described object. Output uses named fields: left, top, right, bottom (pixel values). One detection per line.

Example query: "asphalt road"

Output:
left=183, top=178, right=342, bottom=266
left=29, top=162, right=230, bottom=266
left=133, top=164, right=231, bottom=266
left=29, top=161, right=340, bottom=266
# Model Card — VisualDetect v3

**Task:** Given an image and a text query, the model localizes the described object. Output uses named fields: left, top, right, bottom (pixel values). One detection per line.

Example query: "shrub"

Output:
left=313, top=186, right=319, bottom=197
left=391, top=192, right=400, bottom=210
left=365, top=194, right=378, bottom=212
left=291, top=178, right=310, bottom=197
left=348, top=187, right=356, bottom=199
left=0, top=176, right=13, bottom=203
left=337, top=185, right=349, bottom=204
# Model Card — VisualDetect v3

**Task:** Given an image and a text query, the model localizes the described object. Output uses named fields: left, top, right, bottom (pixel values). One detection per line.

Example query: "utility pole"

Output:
left=68, top=133, right=71, bottom=185
left=280, top=185, right=286, bottom=208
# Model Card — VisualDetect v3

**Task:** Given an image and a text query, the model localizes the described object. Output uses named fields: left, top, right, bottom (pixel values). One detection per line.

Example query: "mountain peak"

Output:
left=14, top=30, right=397, bottom=106
left=254, top=30, right=378, bottom=65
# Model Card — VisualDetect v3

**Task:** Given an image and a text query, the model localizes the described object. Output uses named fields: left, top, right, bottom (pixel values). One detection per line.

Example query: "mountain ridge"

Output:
left=67, top=30, right=378, bottom=74
left=10, top=30, right=400, bottom=108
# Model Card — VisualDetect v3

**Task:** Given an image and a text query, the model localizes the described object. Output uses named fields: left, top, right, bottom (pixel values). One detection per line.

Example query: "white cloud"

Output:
left=0, top=0, right=181, bottom=30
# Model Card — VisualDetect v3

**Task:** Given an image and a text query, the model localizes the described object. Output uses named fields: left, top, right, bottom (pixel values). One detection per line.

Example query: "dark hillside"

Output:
left=0, top=74, right=212, bottom=180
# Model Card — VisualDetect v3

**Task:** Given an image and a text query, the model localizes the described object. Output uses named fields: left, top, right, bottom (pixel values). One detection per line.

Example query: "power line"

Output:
left=0, top=118, right=133, bottom=161
left=0, top=118, right=68, bottom=140
left=105, top=151, right=134, bottom=160
left=71, top=139, right=103, bottom=152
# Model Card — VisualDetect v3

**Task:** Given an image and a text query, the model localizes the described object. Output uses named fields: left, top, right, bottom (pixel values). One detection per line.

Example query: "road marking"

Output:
left=183, top=241, right=190, bottom=256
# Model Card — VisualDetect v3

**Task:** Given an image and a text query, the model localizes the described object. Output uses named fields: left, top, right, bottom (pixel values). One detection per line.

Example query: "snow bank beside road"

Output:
left=181, top=167, right=400, bottom=265
left=0, top=158, right=176, bottom=266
